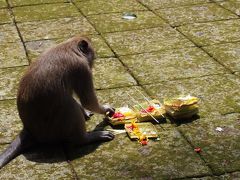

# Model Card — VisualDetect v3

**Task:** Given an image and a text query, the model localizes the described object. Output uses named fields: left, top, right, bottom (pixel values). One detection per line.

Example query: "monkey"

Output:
left=0, top=36, right=115, bottom=169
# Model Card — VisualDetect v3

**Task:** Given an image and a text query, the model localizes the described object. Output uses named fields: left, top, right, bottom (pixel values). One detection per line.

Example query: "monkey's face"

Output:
left=77, top=38, right=95, bottom=68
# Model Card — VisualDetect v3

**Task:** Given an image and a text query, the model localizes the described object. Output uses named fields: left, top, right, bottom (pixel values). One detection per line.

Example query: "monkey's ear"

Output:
left=78, top=40, right=89, bottom=54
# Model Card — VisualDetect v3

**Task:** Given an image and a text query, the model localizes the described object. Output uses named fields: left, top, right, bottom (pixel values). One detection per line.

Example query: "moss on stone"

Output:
left=218, top=1, right=240, bottom=16
left=177, top=113, right=240, bottom=174
left=0, top=67, right=27, bottom=100
left=9, top=0, right=69, bottom=7
left=70, top=128, right=211, bottom=179
left=0, top=100, right=22, bottom=144
left=75, top=0, right=146, bottom=16
left=17, top=17, right=97, bottom=42
left=0, top=0, right=7, bottom=8
left=103, top=26, right=194, bottom=56
left=13, top=3, right=80, bottom=22
left=93, top=58, right=137, bottom=89
left=203, top=42, right=240, bottom=73
left=119, top=47, right=227, bottom=85
left=156, top=3, right=238, bottom=27
left=0, top=24, right=20, bottom=44
left=0, top=42, right=28, bottom=68
left=139, top=0, right=210, bottom=10
left=178, top=19, right=240, bottom=46
left=0, top=145, right=74, bottom=179
left=0, top=9, right=12, bottom=24
left=88, top=11, right=166, bottom=33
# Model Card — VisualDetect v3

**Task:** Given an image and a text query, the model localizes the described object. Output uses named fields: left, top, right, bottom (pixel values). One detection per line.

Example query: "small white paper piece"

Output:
left=215, top=127, right=224, bottom=132
left=122, top=13, right=137, bottom=20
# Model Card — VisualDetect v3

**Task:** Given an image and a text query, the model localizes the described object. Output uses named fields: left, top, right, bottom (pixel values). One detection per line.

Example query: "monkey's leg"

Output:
left=62, top=97, right=114, bottom=145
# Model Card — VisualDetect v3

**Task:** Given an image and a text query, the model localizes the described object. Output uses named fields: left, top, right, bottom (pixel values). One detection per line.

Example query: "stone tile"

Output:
left=104, top=26, right=194, bottom=56
left=96, top=86, right=153, bottom=108
left=93, top=58, right=137, bottom=89
left=17, top=17, right=97, bottom=42
left=0, top=0, right=7, bottom=8
left=0, top=9, right=12, bottom=25
left=88, top=11, right=166, bottom=33
left=90, top=35, right=114, bottom=58
left=138, top=0, right=210, bottom=10
left=0, top=145, right=74, bottom=179
left=25, top=35, right=113, bottom=62
left=9, top=0, right=69, bottom=7
left=178, top=19, right=240, bottom=46
left=218, top=171, right=240, bottom=179
left=203, top=42, right=240, bottom=73
left=75, top=0, right=146, bottom=16
left=218, top=1, right=240, bottom=16
left=177, top=113, right=240, bottom=174
left=144, top=74, right=240, bottom=118
left=156, top=3, right=238, bottom=27
left=0, top=24, right=20, bottom=44
left=0, top=42, right=28, bottom=68
left=0, top=67, right=27, bottom=100
left=119, top=47, right=227, bottom=85
left=69, top=128, right=210, bottom=179
left=0, top=100, right=22, bottom=144
left=13, top=3, right=80, bottom=22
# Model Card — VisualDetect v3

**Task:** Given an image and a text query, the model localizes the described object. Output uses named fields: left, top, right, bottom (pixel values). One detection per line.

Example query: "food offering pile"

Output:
left=107, top=95, right=199, bottom=145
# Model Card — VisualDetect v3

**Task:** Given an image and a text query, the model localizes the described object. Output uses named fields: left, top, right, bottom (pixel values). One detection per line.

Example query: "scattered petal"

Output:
left=215, top=127, right=224, bottom=132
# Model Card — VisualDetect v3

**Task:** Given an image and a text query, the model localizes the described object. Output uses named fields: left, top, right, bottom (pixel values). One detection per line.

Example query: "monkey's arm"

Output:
left=73, top=63, right=106, bottom=115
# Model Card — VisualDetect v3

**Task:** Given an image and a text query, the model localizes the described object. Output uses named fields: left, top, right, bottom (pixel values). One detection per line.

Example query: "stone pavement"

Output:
left=0, top=0, right=240, bottom=179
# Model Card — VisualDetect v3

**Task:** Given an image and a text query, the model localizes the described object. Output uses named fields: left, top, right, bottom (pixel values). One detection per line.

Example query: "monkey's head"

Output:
left=70, top=36, right=96, bottom=68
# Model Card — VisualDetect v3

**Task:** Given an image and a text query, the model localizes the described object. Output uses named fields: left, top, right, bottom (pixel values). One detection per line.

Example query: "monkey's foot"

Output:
left=84, top=110, right=94, bottom=121
left=86, top=131, right=115, bottom=143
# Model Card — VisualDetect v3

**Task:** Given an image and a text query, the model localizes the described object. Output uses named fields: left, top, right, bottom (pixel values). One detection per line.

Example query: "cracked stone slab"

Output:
left=0, top=100, right=22, bottom=144
left=88, top=11, right=166, bottom=33
left=0, top=9, right=12, bottom=25
left=0, top=24, right=20, bottom=44
left=103, top=26, right=194, bottom=56
left=119, top=47, right=227, bottom=85
left=68, top=128, right=210, bottom=179
left=203, top=42, right=240, bottom=73
left=13, top=3, right=81, bottom=22
left=144, top=74, right=240, bottom=118
left=138, top=0, right=211, bottom=10
left=0, top=67, right=27, bottom=100
left=93, top=58, right=137, bottom=89
left=177, top=113, right=240, bottom=174
left=155, top=3, right=238, bottom=27
left=9, top=0, right=70, bottom=7
left=75, top=0, right=147, bottom=16
left=0, top=42, right=28, bottom=68
left=17, top=17, right=97, bottom=42
left=25, top=35, right=113, bottom=62
left=218, top=1, right=240, bottom=16
left=178, top=19, right=240, bottom=46
left=0, top=145, right=74, bottom=179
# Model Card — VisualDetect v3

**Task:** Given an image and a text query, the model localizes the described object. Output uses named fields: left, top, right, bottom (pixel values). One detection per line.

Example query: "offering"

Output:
left=109, top=106, right=137, bottom=125
left=164, top=95, right=199, bottom=119
left=134, top=99, right=166, bottom=122
left=125, top=121, right=158, bottom=145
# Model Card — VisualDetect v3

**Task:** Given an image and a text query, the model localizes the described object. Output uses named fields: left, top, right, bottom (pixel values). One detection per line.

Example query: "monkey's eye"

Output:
left=78, top=40, right=89, bottom=54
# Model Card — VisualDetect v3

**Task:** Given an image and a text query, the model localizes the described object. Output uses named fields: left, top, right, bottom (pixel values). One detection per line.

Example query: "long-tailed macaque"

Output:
left=0, top=36, right=115, bottom=169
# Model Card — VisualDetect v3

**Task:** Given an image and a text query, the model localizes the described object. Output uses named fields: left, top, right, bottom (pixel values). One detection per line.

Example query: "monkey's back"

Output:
left=17, top=51, right=76, bottom=142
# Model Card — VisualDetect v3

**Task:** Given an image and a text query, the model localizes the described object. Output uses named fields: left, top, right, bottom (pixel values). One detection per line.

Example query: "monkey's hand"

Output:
left=102, top=104, right=115, bottom=117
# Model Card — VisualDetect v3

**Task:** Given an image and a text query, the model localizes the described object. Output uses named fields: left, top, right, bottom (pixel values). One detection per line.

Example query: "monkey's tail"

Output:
left=0, top=129, right=33, bottom=169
